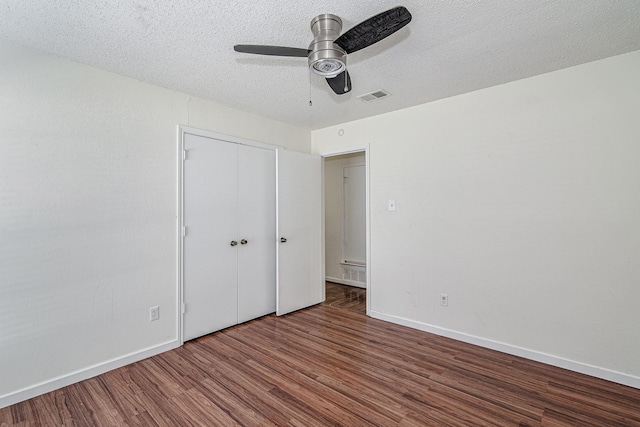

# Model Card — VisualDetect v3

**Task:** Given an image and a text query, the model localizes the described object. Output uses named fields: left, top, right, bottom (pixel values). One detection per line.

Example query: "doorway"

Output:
left=322, top=147, right=370, bottom=315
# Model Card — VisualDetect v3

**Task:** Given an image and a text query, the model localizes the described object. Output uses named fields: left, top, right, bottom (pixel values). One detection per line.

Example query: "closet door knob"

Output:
left=230, top=240, right=238, bottom=246
left=280, top=237, right=287, bottom=243
left=240, top=239, right=248, bottom=245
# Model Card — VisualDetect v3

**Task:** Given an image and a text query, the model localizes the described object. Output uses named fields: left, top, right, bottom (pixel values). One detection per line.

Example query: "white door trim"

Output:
left=320, top=145, right=371, bottom=316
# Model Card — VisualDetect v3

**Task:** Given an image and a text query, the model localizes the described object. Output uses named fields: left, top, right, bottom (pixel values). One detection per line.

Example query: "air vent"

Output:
left=357, top=89, right=390, bottom=102
left=340, top=262, right=366, bottom=285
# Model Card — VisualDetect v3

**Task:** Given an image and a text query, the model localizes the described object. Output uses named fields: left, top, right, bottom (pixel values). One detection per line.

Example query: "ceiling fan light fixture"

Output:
left=309, top=57, right=346, bottom=77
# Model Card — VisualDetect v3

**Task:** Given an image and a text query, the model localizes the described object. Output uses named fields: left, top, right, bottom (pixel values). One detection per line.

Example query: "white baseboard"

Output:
left=0, top=339, right=179, bottom=409
left=369, top=310, right=640, bottom=390
left=325, top=276, right=366, bottom=289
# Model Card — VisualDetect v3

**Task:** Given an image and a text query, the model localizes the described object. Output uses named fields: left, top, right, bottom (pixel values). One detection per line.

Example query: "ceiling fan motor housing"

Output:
left=308, top=14, right=347, bottom=78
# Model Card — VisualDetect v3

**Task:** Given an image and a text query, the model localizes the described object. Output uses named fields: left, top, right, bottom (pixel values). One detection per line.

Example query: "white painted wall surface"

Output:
left=324, top=153, right=366, bottom=283
left=0, top=41, right=309, bottom=406
left=312, top=51, right=640, bottom=385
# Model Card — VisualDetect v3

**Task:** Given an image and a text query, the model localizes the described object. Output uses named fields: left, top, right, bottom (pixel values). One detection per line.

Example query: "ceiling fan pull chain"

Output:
left=309, top=73, right=313, bottom=107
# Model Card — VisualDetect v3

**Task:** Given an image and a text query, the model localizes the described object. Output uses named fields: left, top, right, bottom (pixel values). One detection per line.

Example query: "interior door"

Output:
left=183, top=134, right=238, bottom=341
left=237, top=145, right=276, bottom=323
left=276, top=149, right=324, bottom=315
left=343, top=164, right=366, bottom=264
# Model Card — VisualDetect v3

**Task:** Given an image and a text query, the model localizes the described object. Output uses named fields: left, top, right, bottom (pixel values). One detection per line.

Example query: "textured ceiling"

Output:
left=1, top=1, right=640, bottom=130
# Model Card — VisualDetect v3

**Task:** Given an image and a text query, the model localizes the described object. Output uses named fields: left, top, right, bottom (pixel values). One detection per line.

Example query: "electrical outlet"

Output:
left=439, top=294, right=448, bottom=307
left=150, top=306, right=159, bottom=321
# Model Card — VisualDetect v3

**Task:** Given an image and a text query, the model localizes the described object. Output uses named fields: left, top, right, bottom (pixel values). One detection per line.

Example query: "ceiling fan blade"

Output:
left=326, top=70, right=352, bottom=95
left=334, top=6, right=412, bottom=54
left=233, top=45, right=310, bottom=57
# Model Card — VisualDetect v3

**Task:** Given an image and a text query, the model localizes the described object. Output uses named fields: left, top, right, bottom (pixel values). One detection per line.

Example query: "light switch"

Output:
left=388, top=199, right=396, bottom=211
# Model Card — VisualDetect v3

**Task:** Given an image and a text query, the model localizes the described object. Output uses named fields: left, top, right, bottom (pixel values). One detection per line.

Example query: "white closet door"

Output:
left=183, top=134, right=239, bottom=341
left=276, top=149, right=324, bottom=315
left=237, top=145, right=276, bottom=323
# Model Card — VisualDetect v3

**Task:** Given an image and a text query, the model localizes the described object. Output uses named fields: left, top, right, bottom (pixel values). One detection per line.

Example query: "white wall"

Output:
left=0, top=40, right=309, bottom=407
left=312, top=51, right=640, bottom=387
left=324, top=153, right=366, bottom=285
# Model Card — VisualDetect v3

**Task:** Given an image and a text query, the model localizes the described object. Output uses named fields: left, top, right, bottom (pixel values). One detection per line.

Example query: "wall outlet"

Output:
left=149, top=306, right=159, bottom=321
left=439, top=294, right=448, bottom=307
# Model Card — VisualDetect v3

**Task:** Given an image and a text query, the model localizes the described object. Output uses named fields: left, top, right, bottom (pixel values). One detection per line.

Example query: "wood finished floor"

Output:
left=3, top=304, right=640, bottom=426
left=322, top=281, right=366, bottom=314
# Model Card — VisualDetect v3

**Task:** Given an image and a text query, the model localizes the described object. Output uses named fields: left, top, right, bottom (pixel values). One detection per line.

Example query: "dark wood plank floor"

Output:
left=322, top=281, right=366, bottom=314
left=2, top=304, right=640, bottom=426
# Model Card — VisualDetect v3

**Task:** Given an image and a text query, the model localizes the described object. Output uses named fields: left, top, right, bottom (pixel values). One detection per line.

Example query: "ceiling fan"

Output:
left=233, top=6, right=412, bottom=95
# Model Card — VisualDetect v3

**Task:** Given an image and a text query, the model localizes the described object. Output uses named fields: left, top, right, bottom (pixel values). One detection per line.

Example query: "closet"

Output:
left=182, top=133, right=276, bottom=341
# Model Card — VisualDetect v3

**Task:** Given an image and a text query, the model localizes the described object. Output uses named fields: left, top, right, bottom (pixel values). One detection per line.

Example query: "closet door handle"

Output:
left=280, top=237, right=287, bottom=243
left=240, top=239, right=248, bottom=245
left=230, top=240, right=238, bottom=246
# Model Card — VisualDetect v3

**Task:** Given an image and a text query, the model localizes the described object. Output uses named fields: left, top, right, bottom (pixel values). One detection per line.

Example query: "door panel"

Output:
left=343, top=164, right=366, bottom=264
left=183, top=134, right=238, bottom=341
left=277, top=150, right=324, bottom=316
left=237, top=145, right=276, bottom=323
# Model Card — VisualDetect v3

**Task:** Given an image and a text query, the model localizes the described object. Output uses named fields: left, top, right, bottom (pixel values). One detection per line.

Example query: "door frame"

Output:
left=320, top=145, right=371, bottom=315
left=176, top=125, right=282, bottom=345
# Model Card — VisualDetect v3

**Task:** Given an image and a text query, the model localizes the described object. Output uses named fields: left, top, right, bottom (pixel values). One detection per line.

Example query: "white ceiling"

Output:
left=2, top=1, right=639, bottom=130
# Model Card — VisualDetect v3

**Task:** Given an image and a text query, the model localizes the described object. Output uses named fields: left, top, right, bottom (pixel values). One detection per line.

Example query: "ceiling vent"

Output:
left=357, top=89, right=390, bottom=102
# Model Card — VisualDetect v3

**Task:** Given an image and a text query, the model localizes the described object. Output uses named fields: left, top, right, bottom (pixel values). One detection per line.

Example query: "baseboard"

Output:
left=0, top=339, right=179, bottom=409
left=325, top=276, right=366, bottom=289
left=369, top=310, right=640, bottom=390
